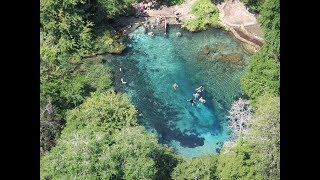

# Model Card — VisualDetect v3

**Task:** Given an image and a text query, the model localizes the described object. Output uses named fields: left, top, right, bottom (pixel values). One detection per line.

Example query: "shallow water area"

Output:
left=105, top=26, right=250, bottom=157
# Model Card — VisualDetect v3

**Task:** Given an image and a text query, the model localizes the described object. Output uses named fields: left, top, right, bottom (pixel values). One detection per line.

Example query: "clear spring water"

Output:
left=104, top=26, right=250, bottom=157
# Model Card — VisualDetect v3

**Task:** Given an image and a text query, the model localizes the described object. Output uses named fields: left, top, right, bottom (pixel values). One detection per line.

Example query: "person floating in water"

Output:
left=199, top=97, right=206, bottom=103
left=173, top=83, right=178, bottom=90
left=193, top=92, right=200, bottom=99
left=196, top=86, right=204, bottom=93
left=187, top=98, right=195, bottom=106
left=121, top=78, right=127, bottom=84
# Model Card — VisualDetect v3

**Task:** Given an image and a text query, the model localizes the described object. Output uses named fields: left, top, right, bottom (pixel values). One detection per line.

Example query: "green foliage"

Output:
left=240, top=0, right=280, bottom=102
left=40, top=0, right=93, bottom=62
left=258, top=0, right=280, bottom=57
left=181, top=0, right=222, bottom=32
left=158, top=0, right=185, bottom=5
left=40, top=57, right=112, bottom=109
left=240, top=0, right=265, bottom=12
left=247, top=95, right=280, bottom=179
left=240, top=50, right=280, bottom=102
left=40, top=91, right=140, bottom=179
left=95, top=0, right=136, bottom=19
left=64, top=91, right=138, bottom=135
left=40, top=125, right=110, bottom=179
left=216, top=96, right=280, bottom=180
left=92, top=25, right=126, bottom=54
left=40, top=57, right=113, bottom=156
left=41, top=113, right=180, bottom=179
left=172, top=154, right=218, bottom=180
left=154, top=144, right=183, bottom=180
left=98, top=126, right=159, bottom=179
left=88, top=0, right=135, bottom=25
left=217, top=140, right=263, bottom=180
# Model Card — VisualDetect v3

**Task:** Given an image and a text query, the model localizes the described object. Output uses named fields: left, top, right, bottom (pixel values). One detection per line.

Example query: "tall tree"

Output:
left=40, top=0, right=93, bottom=62
left=258, top=0, right=280, bottom=58
left=240, top=49, right=280, bottom=102
left=247, top=95, right=280, bottom=179
left=240, top=0, right=280, bottom=102
left=40, top=98, right=63, bottom=155
left=227, top=98, right=251, bottom=138
left=217, top=140, right=263, bottom=180
left=63, top=91, right=138, bottom=135
left=172, top=154, right=218, bottom=180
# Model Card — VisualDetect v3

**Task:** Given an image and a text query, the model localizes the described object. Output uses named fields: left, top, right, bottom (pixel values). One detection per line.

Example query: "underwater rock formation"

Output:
left=215, top=53, right=243, bottom=63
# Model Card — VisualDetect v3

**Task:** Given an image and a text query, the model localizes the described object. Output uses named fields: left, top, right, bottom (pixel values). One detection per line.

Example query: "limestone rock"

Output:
left=216, top=53, right=243, bottom=63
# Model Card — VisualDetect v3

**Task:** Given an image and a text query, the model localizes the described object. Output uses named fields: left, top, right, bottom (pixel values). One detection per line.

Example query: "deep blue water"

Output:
left=104, top=26, right=249, bottom=157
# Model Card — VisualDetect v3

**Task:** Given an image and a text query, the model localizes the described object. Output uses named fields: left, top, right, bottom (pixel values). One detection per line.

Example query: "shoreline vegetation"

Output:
left=40, top=0, right=280, bottom=179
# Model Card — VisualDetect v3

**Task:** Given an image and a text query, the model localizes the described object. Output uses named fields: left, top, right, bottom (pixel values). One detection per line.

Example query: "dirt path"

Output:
left=217, top=0, right=264, bottom=53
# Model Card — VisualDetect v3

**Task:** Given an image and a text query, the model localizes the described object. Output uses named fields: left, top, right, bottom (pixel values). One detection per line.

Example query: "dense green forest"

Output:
left=40, top=0, right=280, bottom=179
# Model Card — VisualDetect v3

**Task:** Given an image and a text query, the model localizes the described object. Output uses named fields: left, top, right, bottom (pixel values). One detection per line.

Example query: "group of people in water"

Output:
left=189, top=86, right=206, bottom=106
left=173, top=83, right=206, bottom=106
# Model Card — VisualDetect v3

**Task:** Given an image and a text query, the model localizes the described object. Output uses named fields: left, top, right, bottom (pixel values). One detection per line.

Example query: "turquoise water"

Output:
left=105, top=26, right=249, bottom=157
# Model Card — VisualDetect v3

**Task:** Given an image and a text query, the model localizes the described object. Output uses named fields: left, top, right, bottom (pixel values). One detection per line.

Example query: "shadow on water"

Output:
left=105, top=54, right=206, bottom=148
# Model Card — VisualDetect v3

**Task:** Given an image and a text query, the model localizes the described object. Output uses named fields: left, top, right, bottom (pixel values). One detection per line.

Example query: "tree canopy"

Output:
left=181, top=0, right=222, bottom=32
left=172, top=154, right=218, bottom=180
left=241, top=0, right=280, bottom=103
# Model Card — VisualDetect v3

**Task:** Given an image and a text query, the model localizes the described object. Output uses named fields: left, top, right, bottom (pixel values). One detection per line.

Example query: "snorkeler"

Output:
left=193, top=92, right=200, bottom=99
left=121, top=78, right=127, bottom=84
left=173, top=83, right=178, bottom=90
left=196, top=86, right=204, bottom=93
left=199, top=97, right=206, bottom=103
left=187, top=98, right=195, bottom=106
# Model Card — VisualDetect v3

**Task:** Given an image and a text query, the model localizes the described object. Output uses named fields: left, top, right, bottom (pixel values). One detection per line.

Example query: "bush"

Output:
left=240, top=48, right=280, bottom=103
left=240, top=0, right=265, bottom=12
left=181, top=0, right=223, bottom=32
left=63, top=91, right=138, bottom=135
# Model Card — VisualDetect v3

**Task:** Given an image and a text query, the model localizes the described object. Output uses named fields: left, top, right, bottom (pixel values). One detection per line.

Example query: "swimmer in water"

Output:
left=121, top=78, right=127, bottom=84
left=173, top=83, right=178, bottom=90
left=196, top=86, right=204, bottom=92
left=199, top=97, right=206, bottom=103
left=187, top=98, right=195, bottom=106
left=193, top=92, right=200, bottom=99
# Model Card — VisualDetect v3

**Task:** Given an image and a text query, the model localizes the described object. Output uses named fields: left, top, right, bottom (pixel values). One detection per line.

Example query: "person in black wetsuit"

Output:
left=187, top=98, right=195, bottom=106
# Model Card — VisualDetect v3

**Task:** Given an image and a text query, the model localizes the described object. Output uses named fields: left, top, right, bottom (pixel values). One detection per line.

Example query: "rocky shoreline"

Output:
left=112, top=0, right=263, bottom=54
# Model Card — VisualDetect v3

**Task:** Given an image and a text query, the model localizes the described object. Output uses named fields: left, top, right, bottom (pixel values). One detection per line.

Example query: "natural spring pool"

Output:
left=105, top=26, right=250, bottom=157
